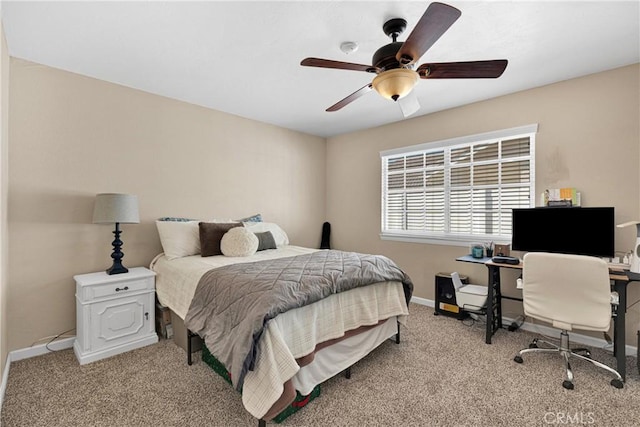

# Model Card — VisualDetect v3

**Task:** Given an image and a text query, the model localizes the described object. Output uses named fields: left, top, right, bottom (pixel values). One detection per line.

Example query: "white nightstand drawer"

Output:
left=75, top=267, right=156, bottom=303
left=85, top=276, right=153, bottom=301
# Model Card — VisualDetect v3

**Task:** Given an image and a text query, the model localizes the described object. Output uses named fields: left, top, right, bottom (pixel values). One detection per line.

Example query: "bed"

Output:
left=150, top=219, right=413, bottom=425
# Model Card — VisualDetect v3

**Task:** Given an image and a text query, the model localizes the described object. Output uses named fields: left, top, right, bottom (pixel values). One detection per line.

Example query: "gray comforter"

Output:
left=184, top=249, right=413, bottom=390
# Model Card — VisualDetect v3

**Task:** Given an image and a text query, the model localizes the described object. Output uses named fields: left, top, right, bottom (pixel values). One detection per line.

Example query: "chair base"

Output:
left=513, top=331, right=623, bottom=389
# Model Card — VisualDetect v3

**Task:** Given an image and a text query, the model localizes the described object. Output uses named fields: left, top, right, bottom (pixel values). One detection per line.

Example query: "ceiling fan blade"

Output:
left=396, top=2, right=461, bottom=66
left=417, top=60, right=508, bottom=78
left=398, top=92, right=420, bottom=118
left=326, top=84, right=374, bottom=112
left=301, top=57, right=379, bottom=73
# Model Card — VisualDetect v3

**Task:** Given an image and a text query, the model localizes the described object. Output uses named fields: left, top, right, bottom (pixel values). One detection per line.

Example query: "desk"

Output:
left=456, top=255, right=639, bottom=382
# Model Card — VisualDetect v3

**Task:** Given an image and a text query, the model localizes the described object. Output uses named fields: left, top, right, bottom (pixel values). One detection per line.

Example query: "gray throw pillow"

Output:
left=255, top=231, right=277, bottom=251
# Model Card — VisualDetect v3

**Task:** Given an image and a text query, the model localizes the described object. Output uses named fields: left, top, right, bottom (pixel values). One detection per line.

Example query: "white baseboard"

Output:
left=410, top=297, right=638, bottom=357
left=409, top=296, right=434, bottom=307
left=9, top=336, right=75, bottom=362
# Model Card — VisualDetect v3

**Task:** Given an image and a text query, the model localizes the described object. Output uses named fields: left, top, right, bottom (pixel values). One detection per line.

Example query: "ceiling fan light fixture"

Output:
left=372, top=68, right=418, bottom=101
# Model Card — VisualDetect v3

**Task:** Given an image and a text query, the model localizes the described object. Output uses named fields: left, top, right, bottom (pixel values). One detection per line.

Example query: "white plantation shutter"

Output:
left=381, top=125, right=537, bottom=245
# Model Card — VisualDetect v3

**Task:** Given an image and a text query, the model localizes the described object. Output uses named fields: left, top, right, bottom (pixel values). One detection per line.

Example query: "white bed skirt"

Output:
left=292, top=316, right=398, bottom=395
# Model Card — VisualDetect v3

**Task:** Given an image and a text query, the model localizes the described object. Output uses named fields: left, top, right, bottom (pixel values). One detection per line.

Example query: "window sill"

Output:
left=380, top=232, right=509, bottom=248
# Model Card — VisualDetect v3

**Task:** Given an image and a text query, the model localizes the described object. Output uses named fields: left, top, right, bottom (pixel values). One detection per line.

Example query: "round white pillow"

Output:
left=220, top=227, right=259, bottom=257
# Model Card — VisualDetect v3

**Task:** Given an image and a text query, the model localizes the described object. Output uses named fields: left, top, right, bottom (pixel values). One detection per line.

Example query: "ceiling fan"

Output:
left=300, top=2, right=508, bottom=117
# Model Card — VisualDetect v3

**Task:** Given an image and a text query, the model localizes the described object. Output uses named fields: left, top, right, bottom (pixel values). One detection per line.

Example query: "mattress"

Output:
left=151, top=246, right=320, bottom=320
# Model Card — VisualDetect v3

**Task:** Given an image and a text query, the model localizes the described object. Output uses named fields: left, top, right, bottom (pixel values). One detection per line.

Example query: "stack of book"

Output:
left=542, top=187, right=580, bottom=207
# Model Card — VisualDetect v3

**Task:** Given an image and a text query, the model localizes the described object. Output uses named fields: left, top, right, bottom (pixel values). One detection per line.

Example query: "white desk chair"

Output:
left=513, top=252, right=623, bottom=389
left=451, top=272, right=488, bottom=313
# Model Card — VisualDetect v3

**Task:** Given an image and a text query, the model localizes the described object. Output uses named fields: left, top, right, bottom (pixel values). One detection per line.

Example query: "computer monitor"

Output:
left=511, top=207, right=615, bottom=258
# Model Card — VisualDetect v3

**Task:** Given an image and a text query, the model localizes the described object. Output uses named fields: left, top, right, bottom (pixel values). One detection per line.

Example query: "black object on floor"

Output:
left=320, top=222, right=331, bottom=249
left=434, top=272, right=469, bottom=320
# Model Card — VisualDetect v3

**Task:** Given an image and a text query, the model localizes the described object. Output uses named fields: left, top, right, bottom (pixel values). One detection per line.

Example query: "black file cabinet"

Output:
left=434, top=272, right=469, bottom=319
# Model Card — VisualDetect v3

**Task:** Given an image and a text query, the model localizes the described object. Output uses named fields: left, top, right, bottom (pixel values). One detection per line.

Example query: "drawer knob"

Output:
left=115, top=286, right=129, bottom=292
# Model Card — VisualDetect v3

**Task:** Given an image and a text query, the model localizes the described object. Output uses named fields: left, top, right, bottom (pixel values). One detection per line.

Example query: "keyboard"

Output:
left=491, top=256, right=520, bottom=265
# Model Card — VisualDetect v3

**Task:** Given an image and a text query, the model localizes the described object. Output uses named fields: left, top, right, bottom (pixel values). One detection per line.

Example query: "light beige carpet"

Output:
left=2, top=303, right=639, bottom=427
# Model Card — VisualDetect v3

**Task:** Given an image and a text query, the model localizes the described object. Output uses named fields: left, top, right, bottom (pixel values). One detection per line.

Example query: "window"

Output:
left=380, top=124, right=537, bottom=246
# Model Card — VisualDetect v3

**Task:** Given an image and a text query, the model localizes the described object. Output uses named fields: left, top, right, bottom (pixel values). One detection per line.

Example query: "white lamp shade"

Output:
left=92, top=193, right=140, bottom=224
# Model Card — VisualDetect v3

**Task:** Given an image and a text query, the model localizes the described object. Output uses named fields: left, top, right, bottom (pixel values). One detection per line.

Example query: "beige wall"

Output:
left=4, top=57, right=640, bottom=353
left=327, top=64, right=640, bottom=344
left=7, top=59, right=326, bottom=351
left=0, top=23, right=9, bottom=378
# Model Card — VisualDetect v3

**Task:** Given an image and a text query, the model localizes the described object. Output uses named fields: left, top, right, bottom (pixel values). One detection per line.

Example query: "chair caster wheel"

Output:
left=528, top=343, right=538, bottom=349
left=611, top=379, right=624, bottom=389
left=514, top=355, right=523, bottom=363
left=562, top=380, right=574, bottom=390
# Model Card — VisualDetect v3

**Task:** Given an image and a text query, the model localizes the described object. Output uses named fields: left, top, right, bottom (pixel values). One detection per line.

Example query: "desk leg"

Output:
left=485, top=265, right=502, bottom=344
left=485, top=267, right=494, bottom=344
left=613, top=280, right=627, bottom=382
left=495, top=269, right=503, bottom=330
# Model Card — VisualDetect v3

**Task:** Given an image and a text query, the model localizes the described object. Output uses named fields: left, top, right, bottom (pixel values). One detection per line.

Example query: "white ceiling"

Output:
left=1, top=1, right=639, bottom=138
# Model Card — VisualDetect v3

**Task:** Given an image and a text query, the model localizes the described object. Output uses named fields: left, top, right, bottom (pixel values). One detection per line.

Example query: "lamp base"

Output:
left=106, top=262, right=129, bottom=275
left=106, top=222, right=129, bottom=275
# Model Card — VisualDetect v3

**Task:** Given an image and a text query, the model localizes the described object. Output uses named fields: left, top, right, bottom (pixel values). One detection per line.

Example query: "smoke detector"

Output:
left=340, top=41, right=359, bottom=55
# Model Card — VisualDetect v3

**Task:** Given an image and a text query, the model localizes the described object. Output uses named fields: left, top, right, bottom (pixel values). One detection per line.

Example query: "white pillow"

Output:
left=221, top=227, right=259, bottom=257
left=243, top=222, right=289, bottom=247
left=155, top=220, right=200, bottom=260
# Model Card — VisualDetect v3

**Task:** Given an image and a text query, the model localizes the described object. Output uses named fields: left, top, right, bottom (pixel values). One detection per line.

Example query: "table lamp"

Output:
left=92, top=193, right=140, bottom=275
left=616, top=221, right=640, bottom=273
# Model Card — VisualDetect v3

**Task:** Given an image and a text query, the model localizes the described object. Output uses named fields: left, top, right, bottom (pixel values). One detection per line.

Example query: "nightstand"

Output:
left=73, top=267, right=158, bottom=365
